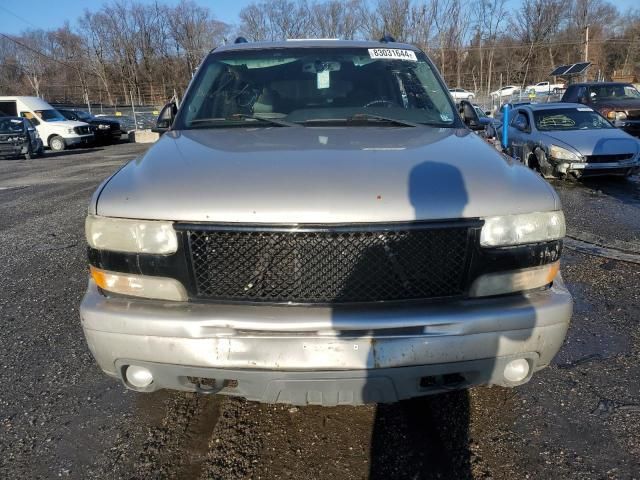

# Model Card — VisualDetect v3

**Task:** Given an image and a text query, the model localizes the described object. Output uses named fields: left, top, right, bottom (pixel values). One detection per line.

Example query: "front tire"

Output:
left=534, top=148, right=556, bottom=179
left=49, top=136, right=65, bottom=151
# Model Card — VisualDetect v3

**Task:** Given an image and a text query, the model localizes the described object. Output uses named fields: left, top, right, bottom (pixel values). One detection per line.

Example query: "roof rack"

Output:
left=234, top=37, right=248, bottom=44
left=379, top=34, right=396, bottom=43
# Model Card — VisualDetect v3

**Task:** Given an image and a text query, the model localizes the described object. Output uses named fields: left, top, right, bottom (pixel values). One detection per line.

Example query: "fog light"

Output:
left=504, top=359, right=530, bottom=382
left=125, top=365, right=153, bottom=388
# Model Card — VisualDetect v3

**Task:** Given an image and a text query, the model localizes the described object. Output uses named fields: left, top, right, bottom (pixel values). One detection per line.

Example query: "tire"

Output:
left=49, top=136, right=65, bottom=151
left=534, top=148, right=555, bottom=179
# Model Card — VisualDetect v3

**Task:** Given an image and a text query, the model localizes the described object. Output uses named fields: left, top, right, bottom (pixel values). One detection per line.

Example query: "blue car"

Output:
left=505, top=102, right=640, bottom=179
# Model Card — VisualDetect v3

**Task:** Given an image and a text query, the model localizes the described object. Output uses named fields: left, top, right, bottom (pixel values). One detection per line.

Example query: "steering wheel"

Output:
left=364, top=99, right=398, bottom=108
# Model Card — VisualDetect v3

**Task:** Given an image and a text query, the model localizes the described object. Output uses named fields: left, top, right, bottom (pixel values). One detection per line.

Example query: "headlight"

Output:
left=85, top=215, right=178, bottom=254
left=549, top=145, right=582, bottom=161
left=480, top=211, right=565, bottom=247
left=98, top=124, right=110, bottom=130
left=470, top=262, right=559, bottom=297
left=90, top=266, right=187, bottom=301
left=607, top=111, right=627, bottom=121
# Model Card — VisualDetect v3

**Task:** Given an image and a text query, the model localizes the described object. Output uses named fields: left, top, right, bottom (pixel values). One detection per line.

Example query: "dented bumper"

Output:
left=80, top=278, right=572, bottom=404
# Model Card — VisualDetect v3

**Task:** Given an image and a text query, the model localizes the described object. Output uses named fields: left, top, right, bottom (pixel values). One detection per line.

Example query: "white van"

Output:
left=0, top=96, right=94, bottom=151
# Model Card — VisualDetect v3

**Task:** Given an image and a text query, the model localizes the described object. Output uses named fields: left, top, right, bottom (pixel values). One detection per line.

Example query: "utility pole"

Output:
left=584, top=25, right=589, bottom=81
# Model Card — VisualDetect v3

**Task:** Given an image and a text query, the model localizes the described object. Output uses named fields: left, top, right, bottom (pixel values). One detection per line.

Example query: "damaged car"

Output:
left=81, top=39, right=572, bottom=406
left=506, top=103, right=640, bottom=179
left=0, top=116, right=43, bottom=159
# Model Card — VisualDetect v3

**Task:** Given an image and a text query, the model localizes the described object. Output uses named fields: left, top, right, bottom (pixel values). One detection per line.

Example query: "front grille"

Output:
left=74, top=126, right=91, bottom=135
left=585, top=153, right=634, bottom=163
left=183, top=223, right=474, bottom=304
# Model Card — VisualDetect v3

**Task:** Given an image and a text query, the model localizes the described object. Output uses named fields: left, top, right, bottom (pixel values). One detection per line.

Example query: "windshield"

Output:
left=534, top=108, right=613, bottom=131
left=588, top=84, right=640, bottom=100
left=0, top=118, right=24, bottom=134
left=176, top=47, right=458, bottom=129
left=74, top=111, right=93, bottom=121
left=34, top=109, right=67, bottom=122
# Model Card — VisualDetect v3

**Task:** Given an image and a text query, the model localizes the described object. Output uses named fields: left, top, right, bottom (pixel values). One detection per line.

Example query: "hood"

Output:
left=47, top=120, right=90, bottom=129
left=95, top=126, right=558, bottom=223
left=542, top=128, right=639, bottom=156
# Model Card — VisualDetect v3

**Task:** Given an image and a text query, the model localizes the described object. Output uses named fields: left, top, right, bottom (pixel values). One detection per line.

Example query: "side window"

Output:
left=576, top=86, right=588, bottom=103
left=511, top=111, right=529, bottom=130
left=20, top=111, right=40, bottom=126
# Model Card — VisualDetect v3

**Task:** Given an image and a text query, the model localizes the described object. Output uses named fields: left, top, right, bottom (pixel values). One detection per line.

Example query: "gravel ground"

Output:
left=0, top=145, right=639, bottom=479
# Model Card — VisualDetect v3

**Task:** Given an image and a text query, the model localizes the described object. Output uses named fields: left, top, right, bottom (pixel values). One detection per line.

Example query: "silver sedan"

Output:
left=506, top=102, right=640, bottom=178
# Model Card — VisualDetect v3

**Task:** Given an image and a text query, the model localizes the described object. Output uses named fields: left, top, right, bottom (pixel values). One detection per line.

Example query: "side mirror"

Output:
left=152, top=102, right=177, bottom=134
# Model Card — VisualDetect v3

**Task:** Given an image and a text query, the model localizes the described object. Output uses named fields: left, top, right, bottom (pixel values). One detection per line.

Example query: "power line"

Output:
left=0, top=5, right=41, bottom=30
left=0, top=32, right=98, bottom=79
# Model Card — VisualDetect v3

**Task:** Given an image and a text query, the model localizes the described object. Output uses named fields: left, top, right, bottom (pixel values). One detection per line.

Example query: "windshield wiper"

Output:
left=229, top=113, right=298, bottom=127
left=299, top=114, right=419, bottom=127
left=189, top=114, right=297, bottom=128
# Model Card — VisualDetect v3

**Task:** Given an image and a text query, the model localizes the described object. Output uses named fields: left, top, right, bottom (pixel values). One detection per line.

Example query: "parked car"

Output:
left=486, top=101, right=532, bottom=139
left=57, top=109, right=122, bottom=144
left=81, top=38, right=571, bottom=406
left=506, top=102, right=640, bottom=178
left=561, top=82, right=640, bottom=138
left=0, top=116, right=43, bottom=159
left=0, top=96, right=93, bottom=151
left=490, top=85, right=521, bottom=98
left=524, top=81, right=565, bottom=94
left=448, top=88, right=475, bottom=101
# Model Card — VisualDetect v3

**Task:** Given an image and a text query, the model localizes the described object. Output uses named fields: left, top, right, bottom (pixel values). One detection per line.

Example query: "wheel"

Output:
left=534, top=148, right=555, bottom=179
left=49, top=136, right=65, bottom=151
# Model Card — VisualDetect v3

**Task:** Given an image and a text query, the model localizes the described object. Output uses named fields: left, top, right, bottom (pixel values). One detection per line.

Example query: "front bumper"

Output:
left=0, top=143, right=26, bottom=156
left=80, top=278, right=572, bottom=405
left=64, top=134, right=94, bottom=146
left=553, top=157, right=640, bottom=177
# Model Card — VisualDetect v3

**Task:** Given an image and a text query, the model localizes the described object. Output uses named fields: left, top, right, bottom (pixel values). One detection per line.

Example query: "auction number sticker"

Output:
left=368, top=48, right=417, bottom=61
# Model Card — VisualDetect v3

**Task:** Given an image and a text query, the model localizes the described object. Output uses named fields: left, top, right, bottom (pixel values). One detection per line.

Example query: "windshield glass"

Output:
left=176, top=47, right=458, bottom=129
left=588, top=84, right=640, bottom=100
left=74, top=111, right=93, bottom=121
left=0, top=118, right=24, bottom=134
left=534, top=108, right=613, bottom=131
left=35, top=109, right=67, bottom=122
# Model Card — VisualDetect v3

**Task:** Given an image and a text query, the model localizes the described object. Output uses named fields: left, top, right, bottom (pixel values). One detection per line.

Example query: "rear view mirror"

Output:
left=152, top=102, right=177, bottom=134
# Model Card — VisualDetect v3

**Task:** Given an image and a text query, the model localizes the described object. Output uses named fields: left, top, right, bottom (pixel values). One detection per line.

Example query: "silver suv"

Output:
left=80, top=39, right=572, bottom=406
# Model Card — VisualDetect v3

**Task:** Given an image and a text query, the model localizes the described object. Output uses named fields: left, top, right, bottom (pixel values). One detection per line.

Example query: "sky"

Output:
left=0, top=0, right=638, bottom=35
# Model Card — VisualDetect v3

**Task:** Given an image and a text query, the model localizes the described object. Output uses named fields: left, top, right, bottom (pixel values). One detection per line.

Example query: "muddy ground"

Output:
left=0, top=143, right=638, bottom=479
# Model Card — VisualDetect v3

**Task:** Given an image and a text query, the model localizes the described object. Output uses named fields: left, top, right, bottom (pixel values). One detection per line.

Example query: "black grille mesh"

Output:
left=185, top=225, right=472, bottom=304
left=585, top=153, right=634, bottom=163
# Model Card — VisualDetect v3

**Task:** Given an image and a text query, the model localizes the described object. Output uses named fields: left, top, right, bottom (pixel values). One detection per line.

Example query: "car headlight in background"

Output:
left=549, top=145, right=582, bottom=161
left=85, top=215, right=178, bottom=254
left=98, top=124, right=110, bottom=130
left=607, top=111, right=627, bottom=121
left=480, top=211, right=565, bottom=247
